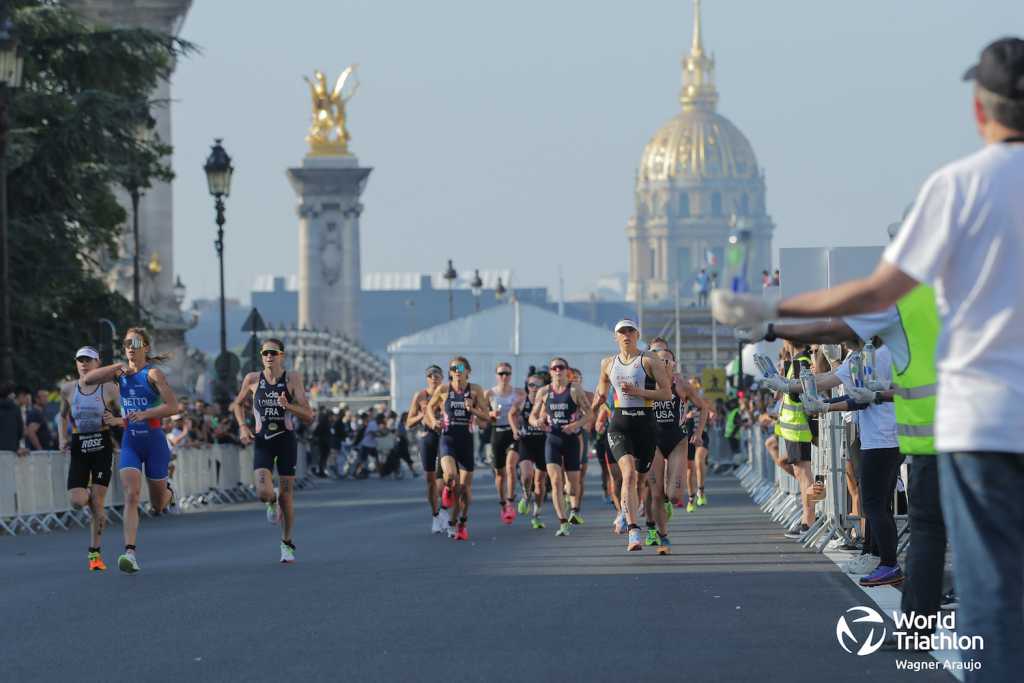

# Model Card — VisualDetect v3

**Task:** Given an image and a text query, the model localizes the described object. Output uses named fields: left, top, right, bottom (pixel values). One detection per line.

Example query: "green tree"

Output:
left=6, top=0, right=191, bottom=388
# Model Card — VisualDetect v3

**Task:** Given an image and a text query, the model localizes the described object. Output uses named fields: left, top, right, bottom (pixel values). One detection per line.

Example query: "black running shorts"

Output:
left=418, top=429, right=440, bottom=473
left=518, top=434, right=546, bottom=469
left=254, top=432, right=298, bottom=476
left=490, top=427, right=517, bottom=469
left=545, top=430, right=581, bottom=471
left=656, top=428, right=686, bottom=458
left=608, top=408, right=657, bottom=473
left=67, top=431, right=114, bottom=490
left=440, top=430, right=475, bottom=471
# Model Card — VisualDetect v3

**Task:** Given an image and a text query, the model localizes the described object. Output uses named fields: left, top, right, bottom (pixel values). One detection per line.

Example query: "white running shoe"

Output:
left=843, top=554, right=880, bottom=574
left=613, top=512, right=628, bottom=535
left=117, top=551, right=140, bottom=573
left=431, top=512, right=444, bottom=534
left=280, top=542, right=295, bottom=563
left=266, top=500, right=279, bottom=525
left=446, top=522, right=457, bottom=539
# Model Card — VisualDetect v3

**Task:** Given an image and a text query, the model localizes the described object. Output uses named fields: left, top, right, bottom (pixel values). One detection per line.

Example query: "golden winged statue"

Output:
left=304, top=64, right=360, bottom=156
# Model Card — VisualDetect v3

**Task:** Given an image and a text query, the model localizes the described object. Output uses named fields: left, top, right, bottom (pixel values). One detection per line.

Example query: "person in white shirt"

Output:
left=713, top=37, right=1024, bottom=679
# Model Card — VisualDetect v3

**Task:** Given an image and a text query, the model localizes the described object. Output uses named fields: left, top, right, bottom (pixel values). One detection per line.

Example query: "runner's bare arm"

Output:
left=406, top=390, right=427, bottom=429
left=82, top=363, right=126, bottom=386
left=284, top=374, right=315, bottom=424
left=466, top=385, right=491, bottom=423
left=231, top=373, right=257, bottom=428
left=424, top=384, right=447, bottom=430
left=565, top=386, right=592, bottom=432
left=591, top=357, right=612, bottom=410
left=529, top=387, right=549, bottom=428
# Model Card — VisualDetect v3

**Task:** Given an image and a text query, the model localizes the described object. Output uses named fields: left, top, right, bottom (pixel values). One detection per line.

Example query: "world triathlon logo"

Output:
left=836, top=606, right=886, bottom=656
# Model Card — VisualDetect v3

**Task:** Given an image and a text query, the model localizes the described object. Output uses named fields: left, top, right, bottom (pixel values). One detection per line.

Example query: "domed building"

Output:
left=626, top=0, right=774, bottom=303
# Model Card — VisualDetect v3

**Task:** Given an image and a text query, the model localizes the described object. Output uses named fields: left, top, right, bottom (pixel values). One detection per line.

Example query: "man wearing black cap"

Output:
left=712, top=37, right=1024, bottom=680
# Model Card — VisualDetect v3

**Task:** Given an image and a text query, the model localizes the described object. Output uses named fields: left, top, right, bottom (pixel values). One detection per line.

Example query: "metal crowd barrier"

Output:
left=0, top=442, right=316, bottom=536
left=735, top=410, right=857, bottom=552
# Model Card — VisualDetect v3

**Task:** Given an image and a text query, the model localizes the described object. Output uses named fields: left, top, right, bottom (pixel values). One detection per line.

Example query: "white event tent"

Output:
left=387, top=302, right=615, bottom=410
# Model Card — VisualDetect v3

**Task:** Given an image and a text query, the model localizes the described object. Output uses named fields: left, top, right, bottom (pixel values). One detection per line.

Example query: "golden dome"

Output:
left=637, top=0, right=759, bottom=184
left=638, top=110, right=758, bottom=183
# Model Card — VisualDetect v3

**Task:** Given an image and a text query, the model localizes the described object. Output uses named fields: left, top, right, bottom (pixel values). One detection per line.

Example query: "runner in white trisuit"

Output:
left=405, top=365, right=445, bottom=533
left=484, top=362, right=525, bottom=526
left=58, top=346, right=121, bottom=571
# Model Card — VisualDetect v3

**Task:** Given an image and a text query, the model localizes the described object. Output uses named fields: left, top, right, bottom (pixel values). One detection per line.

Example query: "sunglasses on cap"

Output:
left=527, top=382, right=543, bottom=388
left=496, top=370, right=511, bottom=376
left=450, top=364, right=466, bottom=373
left=549, top=364, right=566, bottom=371
left=261, top=349, right=281, bottom=357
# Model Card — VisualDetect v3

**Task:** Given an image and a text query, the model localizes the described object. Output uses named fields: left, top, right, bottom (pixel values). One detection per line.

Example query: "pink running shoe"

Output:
left=441, top=485, right=453, bottom=510
left=456, top=524, right=469, bottom=541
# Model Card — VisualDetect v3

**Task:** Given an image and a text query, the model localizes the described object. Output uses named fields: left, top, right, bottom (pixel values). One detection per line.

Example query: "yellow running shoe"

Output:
left=686, top=500, right=696, bottom=513
left=697, top=493, right=707, bottom=507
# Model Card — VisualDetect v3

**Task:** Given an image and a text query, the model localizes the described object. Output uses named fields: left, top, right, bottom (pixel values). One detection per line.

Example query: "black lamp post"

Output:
left=203, top=139, right=233, bottom=357
left=443, top=259, right=457, bottom=321
left=127, top=117, right=151, bottom=322
left=0, top=17, right=22, bottom=384
left=470, top=269, right=483, bottom=312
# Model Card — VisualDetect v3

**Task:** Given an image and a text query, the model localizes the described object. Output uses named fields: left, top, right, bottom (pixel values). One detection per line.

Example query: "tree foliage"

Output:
left=7, top=0, right=192, bottom=387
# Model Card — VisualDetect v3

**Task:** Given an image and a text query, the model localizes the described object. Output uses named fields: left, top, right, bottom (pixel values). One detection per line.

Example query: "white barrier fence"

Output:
left=735, top=412, right=907, bottom=553
left=0, top=443, right=315, bottom=535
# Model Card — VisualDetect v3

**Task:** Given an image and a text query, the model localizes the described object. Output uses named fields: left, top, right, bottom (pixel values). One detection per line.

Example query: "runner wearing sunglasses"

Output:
left=424, top=357, right=490, bottom=541
left=509, top=373, right=550, bottom=529
left=83, top=328, right=180, bottom=573
left=485, top=362, right=525, bottom=525
left=233, top=338, right=314, bottom=563
left=406, top=365, right=446, bottom=534
left=592, top=320, right=673, bottom=552
left=59, top=346, right=121, bottom=571
left=529, top=357, right=592, bottom=537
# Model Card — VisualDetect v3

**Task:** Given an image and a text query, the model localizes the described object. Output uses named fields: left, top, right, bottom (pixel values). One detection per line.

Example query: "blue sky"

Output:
left=169, top=0, right=1021, bottom=304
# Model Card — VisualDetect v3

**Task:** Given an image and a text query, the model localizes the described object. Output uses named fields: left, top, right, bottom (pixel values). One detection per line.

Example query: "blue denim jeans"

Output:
left=939, top=452, right=1024, bottom=682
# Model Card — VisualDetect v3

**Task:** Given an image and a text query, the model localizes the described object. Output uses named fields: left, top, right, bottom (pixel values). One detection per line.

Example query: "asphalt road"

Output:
left=1, top=469, right=951, bottom=682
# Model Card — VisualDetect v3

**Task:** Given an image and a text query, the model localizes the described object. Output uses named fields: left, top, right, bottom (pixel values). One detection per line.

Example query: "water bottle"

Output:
left=848, top=352, right=864, bottom=388
left=724, top=227, right=752, bottom=293
left=862, top=342, right=876, bottom=384
left=822, top=344, right=842, bottom=363
left=799, top=368, right=818, bottom=399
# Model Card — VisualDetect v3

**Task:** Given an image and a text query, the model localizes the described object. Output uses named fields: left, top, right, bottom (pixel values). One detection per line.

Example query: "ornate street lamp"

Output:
left=0, top=18, right=23, bottom=383
left=470, top=269, right=483, bottom=312
left=172, top=275, right=186, bottom=307
left=443, top=259, right=457, bottom=321
left=203, top=138, right=233, bottom=356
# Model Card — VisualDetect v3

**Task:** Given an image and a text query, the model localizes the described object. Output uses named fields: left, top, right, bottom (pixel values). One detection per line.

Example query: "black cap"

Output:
left=963, top=37, right=1024, bottom=99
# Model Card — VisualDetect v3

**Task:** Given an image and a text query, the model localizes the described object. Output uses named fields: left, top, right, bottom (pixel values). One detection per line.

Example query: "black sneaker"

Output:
left=941, top=589, right=958, bottom=608
left=784, top=524, right=809, bottom=539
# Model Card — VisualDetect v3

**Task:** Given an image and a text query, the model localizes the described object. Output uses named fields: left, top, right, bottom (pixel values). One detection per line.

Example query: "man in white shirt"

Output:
left=713, top=37, right=1024, bottom=679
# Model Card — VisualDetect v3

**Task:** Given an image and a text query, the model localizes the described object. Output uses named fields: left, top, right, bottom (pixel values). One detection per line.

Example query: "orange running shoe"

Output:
left=88, top=551, right=106, bottom=571
left=456, top=524, right=469, bottom=541
left=441, top=485, right=453, bottom=509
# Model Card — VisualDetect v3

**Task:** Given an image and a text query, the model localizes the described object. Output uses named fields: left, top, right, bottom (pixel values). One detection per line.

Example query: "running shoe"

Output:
left=842, top=554, right=880, bottom=575
left=697, top=492, right=707, bottom=507
left=87, top=551, right=106, bottom=572
left=627, top=528, right=643, bottom=552
left=686, top=500, right=696, bottom=513
left=555, top=521, right=572, bottom=537
left=446, top=523, right=457, bottom=539
left=166, top=482, right=180, bottom=514
left=118, top=551, right=140, bottom=574
left=280, top=541, right=295, bottom=564
left=505, top=502, right=517, bottom=524
left=266, top=500, right=280, bottom=525
left=644, top=528, right=660, bottom=546
left=431, top=512, right=444, bottom=534
left=456, top=524, right=469, bottom=541
left=613, top=512, right=628, bottom=535
left=531, top=517, right=545, bottom=530
left=673, top=500, right=684, bottom=509
left=784, top=524, right=809, bottom=539
left=441, top=485, right=453, bottom=510
left=940, top=589, right=958, bottom=608
left=859, top=565, right=903, bottom=587
left=657, top=536, right=672, bottom=555
left=517, top=497, right=529, bottom=515
left=664, top=500, right=674, bottom=521
left=569, top=511, right=585, bottom=525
